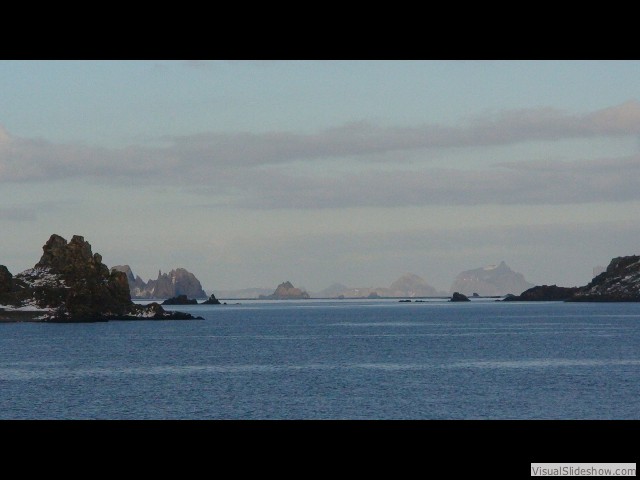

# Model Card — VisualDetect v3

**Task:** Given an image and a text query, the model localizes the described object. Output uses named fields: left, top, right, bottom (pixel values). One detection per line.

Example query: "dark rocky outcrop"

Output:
left=110, top=265, right=207, bottom=299
left=162, top=295, right=198, bottom=305
left=450, top=261, right=534, bottom=297
left=503, top=255, right=640, bottom=302
left=569, top=255, right=640, bottom=302
left=450, top=292, right=470, bottom=302
left=502, top=285, right=580, bottom=301
left=201, top=293, right=221, bottom=305
left=12, top=234, right=133, bottom=321
left=0, top=265, right=15, bottom=305
left=125, top=302, right=201, bottom=320
left=1, top=234, right=201, bottom=322
left=259, top=281, right=310, bottom=300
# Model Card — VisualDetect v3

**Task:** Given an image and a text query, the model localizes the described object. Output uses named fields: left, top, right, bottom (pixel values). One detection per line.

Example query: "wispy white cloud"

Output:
left=187, top=154, right=640, bottom=208
left=1, top=101, right=639, bottom=209
left=161, top=99, right=640, bottom=167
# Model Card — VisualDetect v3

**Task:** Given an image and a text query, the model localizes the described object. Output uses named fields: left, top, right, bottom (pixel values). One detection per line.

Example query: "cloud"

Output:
left=186, top=154, right=640, bottom=209
left=160, top=100, right=640, bottom=168
left=463, top=99, right=640, bottom=142
left=0, top=135, right=181, bottom=183
left=1, top=101, right=639, bottom=209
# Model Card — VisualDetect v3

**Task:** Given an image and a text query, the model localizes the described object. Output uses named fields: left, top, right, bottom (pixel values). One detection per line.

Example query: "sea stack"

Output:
left=201, top=293, right=222, bottom=304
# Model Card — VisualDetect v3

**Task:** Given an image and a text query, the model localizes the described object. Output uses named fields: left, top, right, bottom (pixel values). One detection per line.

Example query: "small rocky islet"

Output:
left=259, top=281, right=310, bottom=300
left=162, top=293, right=223, bottom=305
left=450, top=292, right=471, bottom=302
left=0, top=234, right=202, bottom=322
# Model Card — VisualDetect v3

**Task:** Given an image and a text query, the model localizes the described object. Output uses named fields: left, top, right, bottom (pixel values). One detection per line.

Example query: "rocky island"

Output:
left=450, top=261, right=534, bottom=297
left=502, top=285, right=579, bottom=301
left=0, top=234, right=202, bottom=322
left=503, top=255, right=640, bottom=302
left=111, top=265, right=207, bottom=299
left=450, top=292, right=471, bottom=302
left=162, top=293, right=223, bottom=305
left=162, top=294, right=198, bottom=305
left=201, top=293, right=222, bottom=304
left=259, top=281, right=310, bottom=300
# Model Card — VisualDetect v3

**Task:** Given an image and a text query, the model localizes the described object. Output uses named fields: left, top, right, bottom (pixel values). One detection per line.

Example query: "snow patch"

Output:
left=16, top=267, right=67, bottom=289
left=0, top=302, right=52, bottom=312
left=131, top=309, right=159, bottom=318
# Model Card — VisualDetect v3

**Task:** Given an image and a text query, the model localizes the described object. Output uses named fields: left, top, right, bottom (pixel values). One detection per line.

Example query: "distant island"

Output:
left=449, top=261, right=534, bottom=297
left=314, top=273, right=446, bottom=299
left=259, top=281, right=310, bottom=300
left=0, top=234, right=202, bottom=322
left=111, top=265, right=207, bottom=299
left=503, top=255, right=640, bottom=302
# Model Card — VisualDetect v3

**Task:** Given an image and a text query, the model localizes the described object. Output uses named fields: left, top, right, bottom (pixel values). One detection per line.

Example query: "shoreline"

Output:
left=0, top=309, right=47, bottom=323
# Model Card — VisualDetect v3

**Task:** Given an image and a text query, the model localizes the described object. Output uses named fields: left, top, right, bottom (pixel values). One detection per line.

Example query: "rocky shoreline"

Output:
left=502, top=255, right=640, bottom=302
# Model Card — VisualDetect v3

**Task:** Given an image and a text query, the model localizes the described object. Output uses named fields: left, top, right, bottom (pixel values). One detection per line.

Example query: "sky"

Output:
left=1, top=60, right=639, bottom=294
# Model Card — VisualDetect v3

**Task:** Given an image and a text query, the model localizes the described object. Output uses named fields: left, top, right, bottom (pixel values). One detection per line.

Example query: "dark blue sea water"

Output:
left=1, top=299, right=639, bottom=419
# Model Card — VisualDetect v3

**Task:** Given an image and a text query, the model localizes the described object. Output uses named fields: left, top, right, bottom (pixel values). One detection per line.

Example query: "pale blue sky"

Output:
left=1, top=60, right=639, bottom=293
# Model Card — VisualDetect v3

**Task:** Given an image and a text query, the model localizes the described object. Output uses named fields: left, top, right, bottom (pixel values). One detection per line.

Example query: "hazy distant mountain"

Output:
left=331, top=286, right=376, bottom=298
left=387, top=273, right=441, bottom=297
left=259, top=281, right=310, bottom=300
left=316, top=273, right=444, bottom=298
left=111, top=265, right=207, bottom=299
left=314, top=283, right=350, bottom=298
left=449, top=261, right=533, bottom=296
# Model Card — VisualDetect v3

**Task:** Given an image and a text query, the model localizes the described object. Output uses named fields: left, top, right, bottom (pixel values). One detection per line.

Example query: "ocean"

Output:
left=1, top=299, right=639, bottom=420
